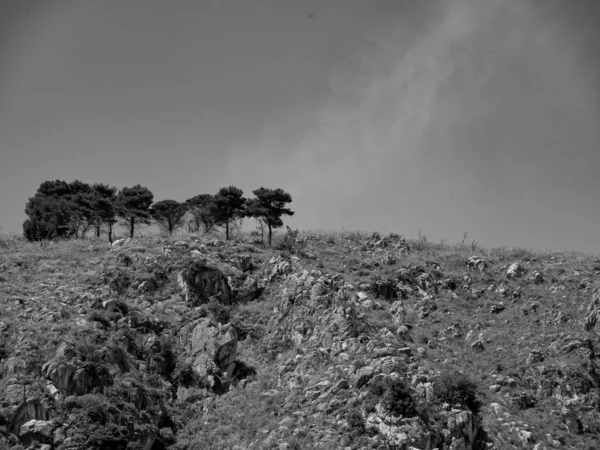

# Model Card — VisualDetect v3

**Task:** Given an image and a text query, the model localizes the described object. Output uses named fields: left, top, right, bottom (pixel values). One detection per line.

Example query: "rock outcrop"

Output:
left=177, top=260, right=233, bottom=305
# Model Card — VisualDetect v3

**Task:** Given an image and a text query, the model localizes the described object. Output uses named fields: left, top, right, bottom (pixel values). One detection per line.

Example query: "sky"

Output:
left=1, top=0, right=599, bottom=252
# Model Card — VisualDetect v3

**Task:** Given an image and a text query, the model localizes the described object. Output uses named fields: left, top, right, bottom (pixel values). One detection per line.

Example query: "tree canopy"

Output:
left=186, top=194, right=218, bottom=233
left=23, top=180, right=95, bottom=240
left=116, top=184, right=154, bottom=238
left=88, top=184, right=118, bottom=241
left=213, top=186, right=246, bottom=240
left=22, top=180, right=295, bottom=243
left=23, top=196, right=76, bottom=241
left=246, top=187, right=294, bottom=245
left=151, top=200, right=187, bottom=236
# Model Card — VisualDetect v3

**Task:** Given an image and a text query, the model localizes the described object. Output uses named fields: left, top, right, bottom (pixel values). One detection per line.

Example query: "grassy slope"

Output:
left=1, top=231, right=599, bottom=449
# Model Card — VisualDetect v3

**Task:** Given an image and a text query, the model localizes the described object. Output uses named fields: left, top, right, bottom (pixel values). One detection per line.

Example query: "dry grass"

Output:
left=2, top=230, right=600, bottom=448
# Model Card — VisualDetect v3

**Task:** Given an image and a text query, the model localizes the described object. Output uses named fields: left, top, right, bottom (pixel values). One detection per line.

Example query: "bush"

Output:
left=199, top=301, right=231, bottom=324
left=433, top=371, right=481, bottom=414
left=346, top=408, right=365, bottom=432
left=381, top=378, right=418, bottom=417
left=275, top=226, right=300, bottom=253
left=512, top=392, right=537, bottom=410
left=363, top=376, right=418, bottom=418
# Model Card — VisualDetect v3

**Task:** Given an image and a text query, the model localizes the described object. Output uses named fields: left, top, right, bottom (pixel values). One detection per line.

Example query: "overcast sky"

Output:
left=1, top=0, right=599, bottom=251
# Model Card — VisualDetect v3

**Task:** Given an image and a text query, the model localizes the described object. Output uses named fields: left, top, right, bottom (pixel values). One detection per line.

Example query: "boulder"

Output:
left=233, top=256, right=254, bottom=272
left=268, top=258, right=292, bottom=281
left=466, top=256, right=487, bottom=271
left=355, top=366, right=375, bottom=388
left=41, top=342, right=112, bottom=396
left=471, top=340, right=485, bottom=353
left=506, top=262, right=526, bottom=279
left=382, top=254, right=396, bottom=265
left=41, top=343, right=78, bottom=395
left=394, top=237, right=410, bottom=254
left=528, top=270, right=544, bottom=284
left=111, top=238, right=131, bottom=247
left=490, top=304, right=505, bottom=315
left=415, top=273, right=437, bottom=294
left=19, top=419, right=54, bottom=446
left=178, top=261, right=233, bottom=305
left=390, top=301, right=406, bottom=324
left=188, top=318, right=238, bottom=388
left=526, top=350, right=544, bottom=364
left=230, top=276, right=263, bottom=304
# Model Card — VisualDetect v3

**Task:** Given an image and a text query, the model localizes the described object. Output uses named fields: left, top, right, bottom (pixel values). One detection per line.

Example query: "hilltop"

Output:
left=0, top=230, right=599, bottom=449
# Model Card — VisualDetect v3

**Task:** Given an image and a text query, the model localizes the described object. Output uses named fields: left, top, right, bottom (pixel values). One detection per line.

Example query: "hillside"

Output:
left=0, top=231, right=599, bottom=450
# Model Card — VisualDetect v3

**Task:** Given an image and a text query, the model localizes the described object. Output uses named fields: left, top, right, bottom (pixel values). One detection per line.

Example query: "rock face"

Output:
left=42, top=342, right=112, bottom=397
left=528, top=270, right=543, bottom=284
left=466, top=256, right=487, bottom=272
left=366, top=405, right=485, bottom=450
left=506, top=262, right=526, bottom=279
left=0, top=356, right=52, bottom=438
left=19, top=419, right=54, bottom=446
left=178, top=261, right=233, bottom=305
left=267, top=257, right=293, bottom=281
left=228, top=275, right=264, bottom=304
left=397, top=237, right=411, bottom=254
left=187, top=318, right=238, bottom=390
left=584, top=287, right=600, bottom=331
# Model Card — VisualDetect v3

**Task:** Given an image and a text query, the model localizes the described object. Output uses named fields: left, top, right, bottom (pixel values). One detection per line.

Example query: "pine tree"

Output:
left=246, top=188, right=294, bottom=245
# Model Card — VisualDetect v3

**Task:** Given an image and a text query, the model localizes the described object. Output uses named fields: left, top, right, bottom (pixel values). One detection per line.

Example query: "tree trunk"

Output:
left=225, top=220, right=230, bottom=240
left=129, top=217, right=135, bottom=238
left=108, top=223, right=113, bottom=243
left=268, top=223, right=272, bottom=245
left=96, top=224, right=101, bottom=238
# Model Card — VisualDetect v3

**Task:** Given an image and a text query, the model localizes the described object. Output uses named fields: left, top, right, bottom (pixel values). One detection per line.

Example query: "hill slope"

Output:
left=1, top=232, right=599, bottom=449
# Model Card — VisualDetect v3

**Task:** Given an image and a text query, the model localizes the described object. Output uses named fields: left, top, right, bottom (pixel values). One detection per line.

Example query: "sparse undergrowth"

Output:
left=0, top=230, right=599, bottom=449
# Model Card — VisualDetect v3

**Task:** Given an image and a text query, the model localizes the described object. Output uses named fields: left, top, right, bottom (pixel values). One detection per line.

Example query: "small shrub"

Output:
left=276, top=226, right=301, bottom=253
left=346, top=408, right=365, bottom=432
left=172, top=362, right=203, bottom=389
left=512, top=392, right=537, bottom=410
left=363, top=376, right=418, bottom=417
left=433, top=371, right=481, bottom=414
left=201, top=301, right=231, bottom=324
left=381, top=378, right=418, bottom=417
left=352, top=358, right=367, bottom=371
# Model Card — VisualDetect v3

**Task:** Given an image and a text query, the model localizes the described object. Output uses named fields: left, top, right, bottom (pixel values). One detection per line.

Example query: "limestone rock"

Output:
left=490, top=304, right=505, bottom=315
left=526, top=350, right=544, bottom=365
left=396, top=237, right=411, bottom=254
left=506, top=262, right=526, bottom=279
left=466, top=256, right=487, bottom=272
left=177, top=261, right=233, bottom=305
left=528, top=270, right=544, bottom=284
left=111, top=238, right=129, bottom=247
left=471, top=340, right=485, bottom=353
left=355, top=366, right=375, bottom=388
left=268, top=257, right=293, bottom=281
left=188, top=318, right=238, bottom=387
left=19, top=419, right=54, bottom=446
left=233, top=255, right=254, bottom=273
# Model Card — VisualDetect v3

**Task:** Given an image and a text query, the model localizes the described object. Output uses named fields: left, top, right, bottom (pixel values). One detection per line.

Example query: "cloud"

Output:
left=225, top=0, right=600, bottom=247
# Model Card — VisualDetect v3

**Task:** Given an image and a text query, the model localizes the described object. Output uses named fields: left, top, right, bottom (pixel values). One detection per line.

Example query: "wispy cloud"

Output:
left=226, top=0, right=600, bottom=249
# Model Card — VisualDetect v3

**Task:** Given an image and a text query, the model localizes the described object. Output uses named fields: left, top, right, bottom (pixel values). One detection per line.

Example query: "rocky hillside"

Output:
left=1, top=231, right=599, bottom=449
